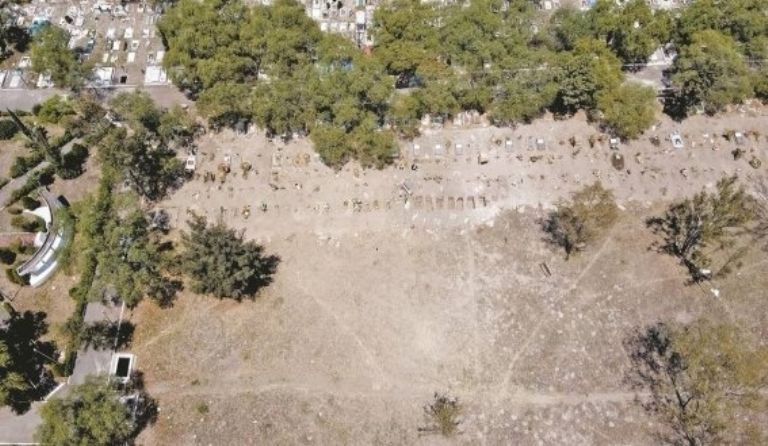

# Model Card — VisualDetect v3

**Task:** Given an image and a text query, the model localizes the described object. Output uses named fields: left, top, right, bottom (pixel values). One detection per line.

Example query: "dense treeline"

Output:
left=159, top=0, right=768, bottom=166
left=159, top=0, right=398, bottom=167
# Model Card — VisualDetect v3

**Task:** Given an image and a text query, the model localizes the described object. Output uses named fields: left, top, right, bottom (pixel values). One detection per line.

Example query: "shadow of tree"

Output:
left=123, top=371, right=158, bottom=437
left=81, top=321, right=135, bottom=351
left=1, top=311, right=57, bottom=414
left=240, top=253, right=281, bottom=299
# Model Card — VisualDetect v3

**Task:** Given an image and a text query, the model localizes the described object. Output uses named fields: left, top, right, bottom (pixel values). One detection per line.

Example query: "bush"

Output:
left=11, top=215, right=46, bottom=232
left=20, top=195, right=41, bottom=210
left=420, top=393, right=462, bottom=437
left=5, top=165, right=56, bottom=206
left=34, top=95, right=75, bottom=125
left=8, top=240, right=35, bottom=255
left=5, top=268, right=29, bottom=286
left=7, top=207, right=22, bottom=215
left=0, top=119, right=18, bottom=140
left=9, top=153, right=45, bottom=179
left=0, top=248, right=16, bottom=265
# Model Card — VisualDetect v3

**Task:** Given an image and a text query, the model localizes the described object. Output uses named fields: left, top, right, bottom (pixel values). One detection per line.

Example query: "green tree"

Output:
left=159, top=0, right=255, bottom=94
left=670, top=30, right=753, bottom=115
left=675, top=0, right=768, bottom=46
left=555, top=38, right=623, bottom=113
left=372, top=0, right=439, bottom=78
left=490, top=68, right=559, bottom=125
left=157, top=105, right=200, bottom=147
left=0, top=0, right=30, bottom=57
left=310, top=124, right=353, bottom=167
left=254, top=0, right=323, bottom=77
left=439, top=0, right=507, bottom=71
left=35, top=377, right=134, bottom=446
left=547, top=6, right=593, bottom=51
left=98, top=211, right=177, bottom=307
left=626, top=320, right=768, bottom=445
left=604, top=0, right=668, bottom=64
left=252, top=65, right=317, bottom=137
left=647, top=176, right=755, bottom=282
left=311, top=46, right=395, bottom=167
left=98, top=128, right=184, bottom=201
left=179, top=215, right=279, bottom=300
left=0, top=119, right=18, bottom=140
left=387, top=93, right=423, bottom=138
left=543, top=182, right=619, bottom=258
left=58, top=143, right=89, bottom=180
left=412, top=69, right=461, bottom=120
left=108, top=91, right=162, bottom=133
left=753, top=66, right=768, bottom=101
left=196, top=82, right=252, bottom=129
left=597, top=82, right=657, bottom=139
left=0, top=340, right=27, bottom=409
left=29, top=24, right=84, bottom=89
left=7, top=109, right=62, bottom=170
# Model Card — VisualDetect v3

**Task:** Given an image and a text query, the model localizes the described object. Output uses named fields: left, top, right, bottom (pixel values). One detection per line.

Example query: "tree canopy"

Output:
left=156, top=0, right=768, bottom=158
left=98, top=128, right=183, bottom=201
left=98, top=210, right=178, bottom=307
left=597, top=82, right=658, bottom=139
left=35, top=377, right=134, bottom=446
left=669, top=30, right=754, bottom=115
left=0, top=311, right=57, bottom=413
left=99, top=93, right=192, bottom=202
left=543, top=182, right=619, bottom=258
left=29, top=24, right=84, bottom=89
left=179, top=215, right=279, bottom=300
left=647, top=176, right=756, bottom=282
left=627, top=320, right=768, bottom=445
left=160, top=0, right=396, bottom=167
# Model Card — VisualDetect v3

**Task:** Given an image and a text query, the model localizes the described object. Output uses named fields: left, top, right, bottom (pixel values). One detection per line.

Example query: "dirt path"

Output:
left=147, top=376, right=644, bottom=407
left=498, top=227, right=617, bottom=398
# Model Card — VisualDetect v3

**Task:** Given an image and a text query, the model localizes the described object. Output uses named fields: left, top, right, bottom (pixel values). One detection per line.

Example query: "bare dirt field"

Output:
left=124, top=108, right=768, bottom=445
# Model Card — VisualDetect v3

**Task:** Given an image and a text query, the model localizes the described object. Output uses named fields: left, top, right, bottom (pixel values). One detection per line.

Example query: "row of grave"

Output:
left=177, top=193, right=497, bottom=222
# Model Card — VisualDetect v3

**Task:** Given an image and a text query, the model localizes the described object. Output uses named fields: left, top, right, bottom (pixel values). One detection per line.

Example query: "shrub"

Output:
left=0, top=119, right=18, bottom=140
left=11, top=215, right=46, bottom=232
left=9, top=154, right=45, bottom=179
left=34, top=95, right=75, bottom=125
left=7, top=207, right=22, bottom=215
left=20, top=195, right=41, bottom=210
left=420, top=393, right=462, bottom=437
left=5, top=268, right=29, bottom=285
left=5, top=165, right=56, bottom=206
left=0, top=248, right=16, bottom=264
left=9, top=240, right=36, bottom=255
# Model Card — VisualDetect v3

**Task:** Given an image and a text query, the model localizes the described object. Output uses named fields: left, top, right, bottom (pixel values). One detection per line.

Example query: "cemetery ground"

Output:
left=123, top=109, right=768, bottom=444
left=130, top=206, right=768, bottom=445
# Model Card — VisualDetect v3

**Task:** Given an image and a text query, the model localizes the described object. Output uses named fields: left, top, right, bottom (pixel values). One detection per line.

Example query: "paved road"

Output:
left=0, top=402, right=42, bottom=445
left=0, top=84, right=190, bottom=111
left=0, top=89, right=63, bottom=111
left=70, top=300, right=124, bottom=386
